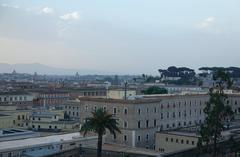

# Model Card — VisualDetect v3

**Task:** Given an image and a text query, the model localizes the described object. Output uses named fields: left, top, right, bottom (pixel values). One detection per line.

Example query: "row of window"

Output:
left=0, top=96, right=27, bottom=102
left=135, top=119, right=202, bottom=129
left=165, top=137, right=196, bottom=145
left=32, top=125, right=58, bottom=129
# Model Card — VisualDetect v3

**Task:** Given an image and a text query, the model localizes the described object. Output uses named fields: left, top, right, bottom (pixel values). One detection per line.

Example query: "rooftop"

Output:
left=0, top=132, right=93, bottom=152
left=0, top=91, right=31, bottom=96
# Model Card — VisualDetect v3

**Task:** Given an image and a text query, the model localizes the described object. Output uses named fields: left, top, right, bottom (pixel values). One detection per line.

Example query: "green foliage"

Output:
left=143, top=86, right=168, bottom=94
left=199, top=69, right=234, bottom=157
left=80, top=108, right=121, bottom=136
left=80, top=108, right=121, bottom=157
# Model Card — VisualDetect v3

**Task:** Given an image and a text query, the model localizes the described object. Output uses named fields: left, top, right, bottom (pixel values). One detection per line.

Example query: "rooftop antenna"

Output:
left=124, top=81, right=128, bottom=100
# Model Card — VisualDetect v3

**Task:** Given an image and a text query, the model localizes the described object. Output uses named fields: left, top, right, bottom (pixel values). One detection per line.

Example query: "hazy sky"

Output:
left=0, top=0, right=240, bottom=75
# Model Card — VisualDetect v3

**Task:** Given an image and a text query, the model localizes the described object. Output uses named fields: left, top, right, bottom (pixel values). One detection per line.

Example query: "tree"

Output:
left=143, top=86, right=168, bottom=94
left=199, top=70, right=234, bottom=157
left=80, top=108, right=121, bottom=157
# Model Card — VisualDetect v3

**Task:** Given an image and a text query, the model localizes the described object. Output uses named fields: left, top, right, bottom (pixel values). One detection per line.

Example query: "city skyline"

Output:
left=1, top=0, right=240, bottom=75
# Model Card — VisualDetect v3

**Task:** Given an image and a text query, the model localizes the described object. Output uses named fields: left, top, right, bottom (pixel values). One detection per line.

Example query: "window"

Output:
left=38, top=117, right=41, bottom=121
left=154, top=107, right=157, bottom=113
left=55, top=126, right=57, bottom=129
left=137, top=135, right=141, bottom=142
left=181, top=139, right=184, bottom=144
left=49, top=125, right=52, bottom=129
left=167, top=124, right=169, bottom=128
left=186, top=140, right=189, bottom=144
left=165, top=137, right=168, bottom=142
left=146, top=120, right=149, bottom=128
left=124, top=135, right=127, bottom=141
left=85, top=106, right=88, bottom=111
left=147, top=108, right=149, bottom=113
left=113, top=107, right=117, bottom=114
left=179, top=112, right=181, bottom=117
left=138, top=121, right=141, bottom=128
left=103, top=106, right=107, bottom=111
left=161, top=113, right=163, bottom=119
left=167, top=112, right=169, bottom=118
left=124, top=121, right=128, bottom=128
left=138, top=109, right=141, bottom=115
left=192, top=141, right=195, bottom=145
left=113, top=134, right=116, bottom=140
left=176, top=139, right=179, bottom=143
left=8, top=152, right=12, bottom=157
left=171, top=138, right=173, bottom=142
left=146, top=134, right=149, bottom=141
left=173, top=112, right=175, bottom=118
left=154, top=119, right=157, bottom=127
left=124, top=108, right=128, bottom=114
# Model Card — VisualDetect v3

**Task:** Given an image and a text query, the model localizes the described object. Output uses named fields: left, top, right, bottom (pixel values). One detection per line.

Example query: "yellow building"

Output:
left=155, top=131, right=199, bottom=154
left=27, top=112, right=79, bottom=132
left=107, top=89, right=136, bottom=99
left=0, top=114, right=14, bottom=128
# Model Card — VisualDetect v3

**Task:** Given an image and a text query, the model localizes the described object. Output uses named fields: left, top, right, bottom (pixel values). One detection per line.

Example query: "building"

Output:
left=68, top=87, right=107, bottom=98
left=0, top=91, right=34, bottom=109
left=0, top=132, right=98, bottom=157
left=27, top=112, right=79, bottom=132
left=0, top=110, right=31, bottom=128
left=30, top=90, right=69, bottom=108
left=0, top=129, right=39, bottom=142
left=107, top=89, right=137, bottom=99
left=63, top=93, right=240, bottom=149
left=155, top=130, right=199, bottom=154
left=155, top=123, right=240, bottom=155
left=0, top=114, right=14, bottom=129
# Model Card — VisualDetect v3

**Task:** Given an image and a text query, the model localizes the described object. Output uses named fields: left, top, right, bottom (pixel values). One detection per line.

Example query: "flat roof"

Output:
left=102, top=143, right=161, bottom=157
left=158, top=131, right=200, bottom=138
left=0, top=132, right=88, bottom=152
left=0, top=91, right=30, bottom=96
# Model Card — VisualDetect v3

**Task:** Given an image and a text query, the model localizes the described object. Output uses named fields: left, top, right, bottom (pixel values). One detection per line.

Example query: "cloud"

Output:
left=198, top=16, right=216, bottom=29
left=41, top=7, right=54, bottom=14
left=60, top=11, right=80, bottom=21
left=1, top=3, right=19, bottom=9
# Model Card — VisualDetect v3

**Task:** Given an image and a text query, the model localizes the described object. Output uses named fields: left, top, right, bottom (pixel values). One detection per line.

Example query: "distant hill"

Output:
left=0, top=63, right=110, bottom=75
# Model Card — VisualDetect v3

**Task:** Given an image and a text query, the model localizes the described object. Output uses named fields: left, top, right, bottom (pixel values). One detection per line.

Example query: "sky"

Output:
left=0, top=0, right=240, bottom=75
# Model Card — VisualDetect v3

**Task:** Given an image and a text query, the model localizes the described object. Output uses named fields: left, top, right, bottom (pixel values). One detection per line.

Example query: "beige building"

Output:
left=0, top=110, right=32, bottom=129
left=63, top=93, right=240, bottom=149
left=155, top=131, right=198, bottom=153
left=27, top=112, right=79, bottom=132
left=107, top=89, right=136, bottom=99
left=0, top=114, right=14, bottom=129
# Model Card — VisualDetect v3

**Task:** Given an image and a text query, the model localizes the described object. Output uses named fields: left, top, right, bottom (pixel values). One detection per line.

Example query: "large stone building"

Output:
left=63, top=93, right=240, bottom=149
left=0, top=91, right=34, bottom=109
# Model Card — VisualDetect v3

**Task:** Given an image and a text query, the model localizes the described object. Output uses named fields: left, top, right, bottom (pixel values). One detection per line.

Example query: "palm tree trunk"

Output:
left=97, top=133, right=103, bottom=157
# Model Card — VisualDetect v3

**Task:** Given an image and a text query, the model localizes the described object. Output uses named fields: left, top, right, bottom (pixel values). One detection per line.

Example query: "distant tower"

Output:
left=12, top=69, right=17, bottom=75
left=33, top=72, right=38, bottom=82
left=75, top=72, right=80, bottom=79
left=114, top=75, right=119, bottom=85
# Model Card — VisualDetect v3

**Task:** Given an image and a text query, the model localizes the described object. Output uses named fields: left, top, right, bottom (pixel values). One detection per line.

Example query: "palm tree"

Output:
left=80, top=108, right=121, bottom=157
